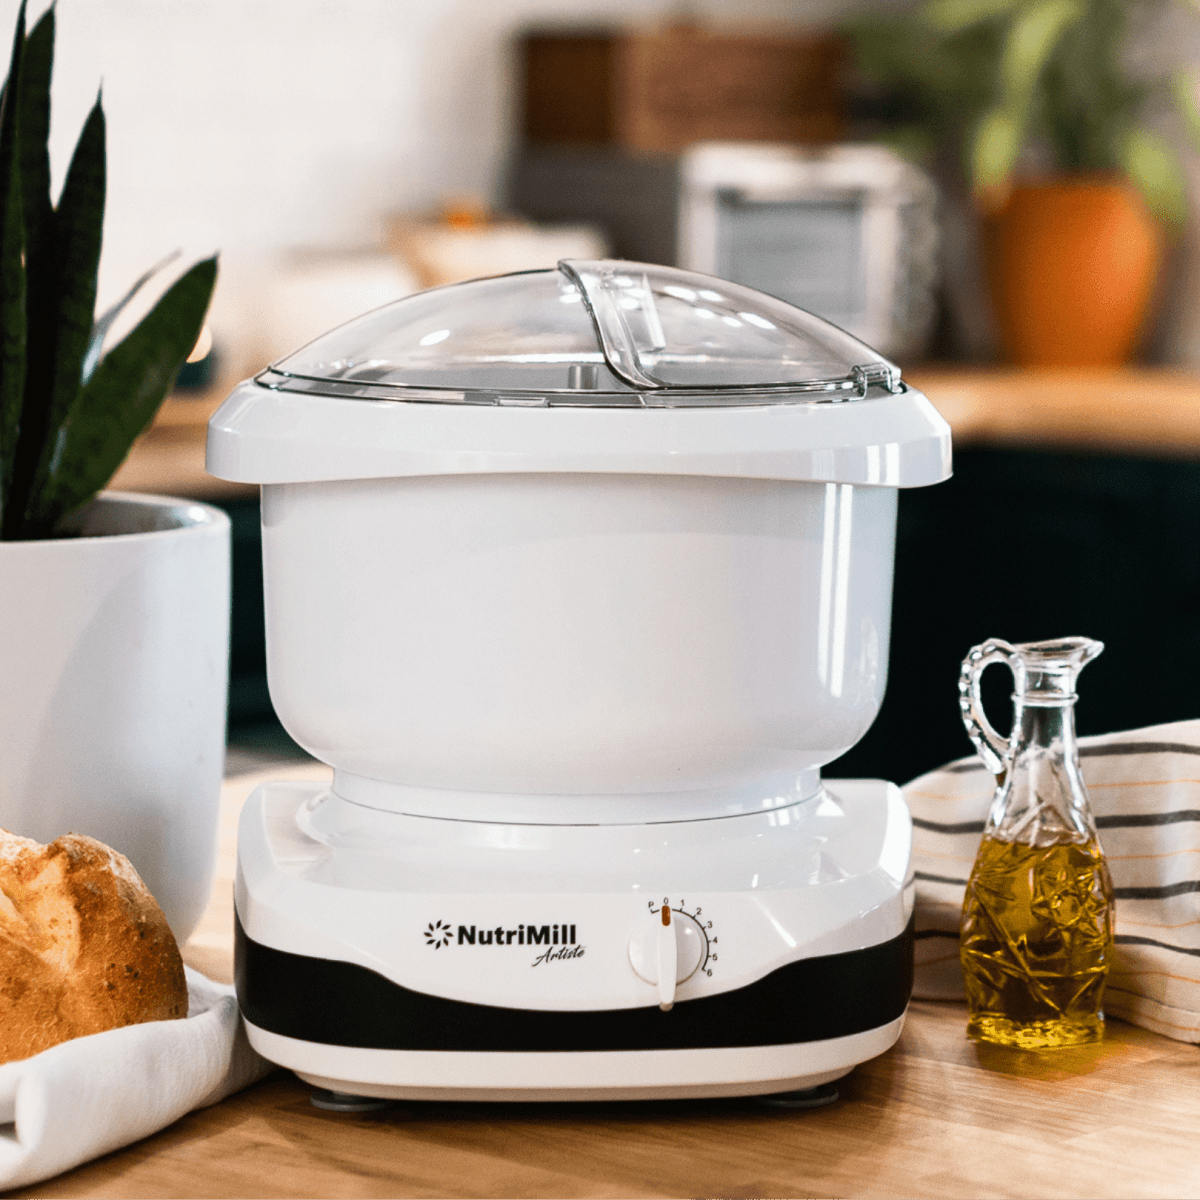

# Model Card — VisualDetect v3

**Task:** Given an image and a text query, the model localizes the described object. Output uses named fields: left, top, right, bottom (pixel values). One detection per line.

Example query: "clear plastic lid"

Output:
left=264, top=259, right=902, bottom=407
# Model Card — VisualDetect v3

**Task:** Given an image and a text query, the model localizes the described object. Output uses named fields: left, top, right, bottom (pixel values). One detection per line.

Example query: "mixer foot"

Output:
left=755, top=1082, right=839, bottom=1109
left=309, top=1088, right=396, bottom=1113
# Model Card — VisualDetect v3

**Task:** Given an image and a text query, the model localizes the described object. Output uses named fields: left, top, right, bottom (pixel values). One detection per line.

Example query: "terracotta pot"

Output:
left=983, top=177, right=1163, bottom=367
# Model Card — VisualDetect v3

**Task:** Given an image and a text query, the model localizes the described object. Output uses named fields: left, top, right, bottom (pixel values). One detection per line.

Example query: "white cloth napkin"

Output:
left=0, top=967, right=271, bottom=1190
left=905, top=717, right=1200, bottom=1042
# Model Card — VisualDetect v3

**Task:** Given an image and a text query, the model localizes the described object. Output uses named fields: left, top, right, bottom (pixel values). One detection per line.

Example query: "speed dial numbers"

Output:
left=628, top=901, right=714, bottom=1011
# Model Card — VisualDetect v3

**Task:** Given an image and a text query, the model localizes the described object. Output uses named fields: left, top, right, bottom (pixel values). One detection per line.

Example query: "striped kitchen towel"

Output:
left=903, top=717, right=1200, bottom=1042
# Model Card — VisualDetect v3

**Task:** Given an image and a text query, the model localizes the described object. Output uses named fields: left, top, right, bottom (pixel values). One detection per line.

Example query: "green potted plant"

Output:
left=845, top=0, right=1200, bottom=365
left=0, top=2, right=228, bottom=941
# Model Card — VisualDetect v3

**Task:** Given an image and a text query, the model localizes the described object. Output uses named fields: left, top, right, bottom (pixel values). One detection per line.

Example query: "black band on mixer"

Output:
left=235, top=915, right=914, bottom=1053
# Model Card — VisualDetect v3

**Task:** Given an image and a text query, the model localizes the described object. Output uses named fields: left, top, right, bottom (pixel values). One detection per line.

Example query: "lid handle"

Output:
left=560, top=260, right=665, bottom=390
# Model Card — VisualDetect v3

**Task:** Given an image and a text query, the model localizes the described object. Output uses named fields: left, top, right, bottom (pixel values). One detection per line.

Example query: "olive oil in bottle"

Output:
left=958, top=637, right=1114, bottom=1049
left=960, top=834, right=1114, bottom=1048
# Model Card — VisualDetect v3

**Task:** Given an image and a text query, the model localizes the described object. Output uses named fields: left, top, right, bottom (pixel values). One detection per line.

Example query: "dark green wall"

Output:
left=831, top=447, right=1200, bottom=783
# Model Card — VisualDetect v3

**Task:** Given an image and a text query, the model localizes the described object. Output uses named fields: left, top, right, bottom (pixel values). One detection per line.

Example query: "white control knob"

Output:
left=628, top=906, right=706, bottom=1011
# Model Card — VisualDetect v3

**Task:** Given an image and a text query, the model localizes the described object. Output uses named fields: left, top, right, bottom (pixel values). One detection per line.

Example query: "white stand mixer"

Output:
left=208, top=260, right=950, bottom=1101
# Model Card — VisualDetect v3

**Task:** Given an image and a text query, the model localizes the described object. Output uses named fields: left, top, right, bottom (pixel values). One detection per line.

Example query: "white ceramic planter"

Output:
left=0, top=492, right=230, bottom=940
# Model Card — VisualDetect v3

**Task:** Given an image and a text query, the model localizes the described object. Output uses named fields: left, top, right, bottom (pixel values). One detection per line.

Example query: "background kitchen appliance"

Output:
left=207, top=259, right=950, bottom=1101
left=510, top=143, right=940, bottom=361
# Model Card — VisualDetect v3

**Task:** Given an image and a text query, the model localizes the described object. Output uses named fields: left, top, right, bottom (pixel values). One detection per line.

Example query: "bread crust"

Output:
left=0, top=829, right=187, bottom=1064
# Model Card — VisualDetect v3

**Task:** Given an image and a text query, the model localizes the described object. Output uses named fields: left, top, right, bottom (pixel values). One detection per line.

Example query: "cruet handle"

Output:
left=958, top=639, right=1026, bottom=779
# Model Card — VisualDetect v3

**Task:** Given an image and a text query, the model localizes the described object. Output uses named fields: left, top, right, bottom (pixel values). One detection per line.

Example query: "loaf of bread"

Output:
left=0, top=828, right=187, bottom=1064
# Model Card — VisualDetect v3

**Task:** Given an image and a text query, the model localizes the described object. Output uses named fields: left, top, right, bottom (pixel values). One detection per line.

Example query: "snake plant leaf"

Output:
left=922, top=0, right=1021, bottom=35
left=7, top=6, right=56, bottom=529
left=17, top=97, right=104, bottom=526
left=1171, top=71, right=1200, bottom=156
left=25, top=255, right=216, bottom=535
left=81, top=248, right=178, bottom=386
left=1119, top=125, right=1187, bottom=228
left=16, top=5, right=51, bottom=289
left=1000, top=0, right=1084, bottom=113
left=0, top=2, right=27, bottom=536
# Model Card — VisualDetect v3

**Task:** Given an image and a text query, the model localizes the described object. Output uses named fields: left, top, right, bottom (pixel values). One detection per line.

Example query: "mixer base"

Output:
left=234, top=777, right=914, bottom=1101
left=246, top=1018, right=902, bottom=1102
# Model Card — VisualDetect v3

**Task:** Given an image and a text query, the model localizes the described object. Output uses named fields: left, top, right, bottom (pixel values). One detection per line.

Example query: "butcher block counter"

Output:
left=6, top=763, right=1198, bottom=1200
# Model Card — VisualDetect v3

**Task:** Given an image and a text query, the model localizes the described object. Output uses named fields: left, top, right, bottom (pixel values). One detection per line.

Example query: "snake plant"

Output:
left=844, top=0, right=1200, bottom=223
left=0, top=2, right=217, bottom=541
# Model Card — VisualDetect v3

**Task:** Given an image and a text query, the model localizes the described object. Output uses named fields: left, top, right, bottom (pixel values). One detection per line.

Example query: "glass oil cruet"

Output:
left=958, top=637, right=1115, bottom=1049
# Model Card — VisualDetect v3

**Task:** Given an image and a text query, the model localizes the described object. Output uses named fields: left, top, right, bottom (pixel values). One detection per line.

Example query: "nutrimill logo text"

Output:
left=422, top=921, right=584, bottom=966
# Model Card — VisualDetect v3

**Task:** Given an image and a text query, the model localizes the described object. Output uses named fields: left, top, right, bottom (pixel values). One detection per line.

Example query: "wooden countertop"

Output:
left=106, top=366, right=1200, bottom=505
left=907, top=365, right=1200, bottom=459
left=11, top=763, right=1200, bottom=1200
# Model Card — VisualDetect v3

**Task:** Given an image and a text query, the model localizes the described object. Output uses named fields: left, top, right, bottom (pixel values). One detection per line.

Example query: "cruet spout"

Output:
left=1016, top=636, right=1104, bottom=700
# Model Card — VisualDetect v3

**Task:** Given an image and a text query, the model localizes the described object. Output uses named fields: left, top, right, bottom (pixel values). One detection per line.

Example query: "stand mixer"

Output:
left=207, top=260, right=951, bottom=1101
